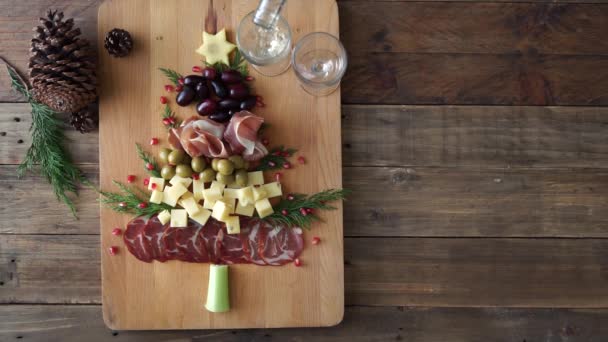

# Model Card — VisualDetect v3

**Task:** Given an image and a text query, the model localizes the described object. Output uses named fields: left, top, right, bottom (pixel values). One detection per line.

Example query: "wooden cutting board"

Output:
left=98, top=0, right=342, bottom=330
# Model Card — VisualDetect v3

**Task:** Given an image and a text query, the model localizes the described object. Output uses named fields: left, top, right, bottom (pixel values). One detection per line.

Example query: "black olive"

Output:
left=221, top=70, right=243, bottom=84
left=176, top=86, right=196, bottom=106
left=184, top=75, right=204, bottom=86
left=210, top=80, right=229, bottom=98
left=229, top=83, right=249, bottom=100
left=196, top=82, right=209, bottom=99
left=209, top=111, right=231, bottom=123
left=218, top=99, right=240, bottom=110
left=196, top=99, right=217, bottom=116
left=240, top=96, right=257, bottom=110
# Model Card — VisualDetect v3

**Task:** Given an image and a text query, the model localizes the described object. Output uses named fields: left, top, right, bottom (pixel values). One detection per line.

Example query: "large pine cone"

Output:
left=104, top=28, right=133, bottom=57
left=29, top=10, right=97, bottom=113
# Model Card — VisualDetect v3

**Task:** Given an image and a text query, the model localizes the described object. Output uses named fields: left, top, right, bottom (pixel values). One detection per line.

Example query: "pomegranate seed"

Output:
left=256, top=101, right=265, bottom=108
left=256, top=96, right=264, bottom=102
left=112, top=228, right=122, bottom=236
left=143, top=178, right=150, bottom=186
left=176, top=85, right=184, bottom=92
left=162, top=118, right=171, bottom=126
left=160, top=96, right=168, bottom=104
left=150, top=137, right=159, bottom=145
left=287, top=194, right=295, bottom=201
left=118, top=202, right=127, bottom=208
left=178, top=77, right=185, bottom=85
left=283, top=162, right=291, bottom=169
left=262, top=138, right=269, bottom=146
left=300, top=208, right=308, bottom=216
left=274, top=172, right=282, bottom=182
left=268, top=161, right=276, bottom=167
left=151, top=183, right=157, bottom=190
left=126, top=174, right=136, bottom=183
left=192, top=66, right=203, bottom=73
left=273, top=151, right=282, bottom=156
left=108, top=246, right=119, bottom=255
left=281, top=209, right=288, bottom=216
left=168, top=117, right=176, bottom=124
left=312, top=236, right=321, bottom=245
left=192, top=173, right=200, bottom=180
left=146, top=163, right=154, bottom=171
left=297, top=156, right=306, bottom=164
left=306, top=208, right=313, bottom=214
left=164, top=84, right=174, bottom=92
left=245, top=76, right=255, bottom=81
left=138, top=202, right=148, bottom=209
left=294, top=258, right=302, bottom=267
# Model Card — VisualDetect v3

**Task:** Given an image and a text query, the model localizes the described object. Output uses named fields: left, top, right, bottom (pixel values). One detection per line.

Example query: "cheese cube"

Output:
left=162, top=183, right=188, bottom=207
left=211, top=200, right=232, bottom=222
left=202, top=199, right=216, bottom=210
left=190, top=206, right=211, bottom=226
left=170, top=209, right=188, bottom=228
left=223, top=188, right=239, bottom=199
left=149, top=190, right=164, bottom=204
left=210, top=181, right=226, bottom=193
left=225, top=216, right=240, bottom=234
left=170, top=175, right=193, bottom=188
left=247, top=171, right=264, bottom=186
left=235, top=201, right=255, bottom=217
left=148, top=177, right=166, bottom=191
left=179, top=195, right=201, bottom=216
left=158, top=210, right=171, bottom=225
left=202, top=187, right=222, bottom=203
left=252, top=186, right=268, bottom=201
left=236, top=186, right=254, bottom=206
left=227, top=182, right=241, bottom=189
left=223, top=197, right=236, bottom=214
left=255, top=198, right=274, bottom=218
left=263, top=182, right=282, bottom=198
left=193, top=178, right=205, bottom=201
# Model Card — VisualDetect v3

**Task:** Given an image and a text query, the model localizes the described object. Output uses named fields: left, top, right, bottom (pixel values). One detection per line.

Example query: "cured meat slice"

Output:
left=218, top=224, right=249, bottom=265
left=243, top=219, right=267, bottom=265
left=142, top=215, right=169, bottom=262
left=174, top=220, right=209, bottom=263
left=224, top=111, right=267, bottom=161
left=160, top=225, right=182, bottom=260
left=171, top=116, right=231, bottom=158
left=123, top=216, right=153, bottom=263
left=258, top=221, right=304, bottom=266
left=201, top=220, right=223, bottom=264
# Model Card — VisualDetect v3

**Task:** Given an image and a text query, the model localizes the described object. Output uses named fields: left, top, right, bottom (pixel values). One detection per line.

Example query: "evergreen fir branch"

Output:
left=135, top=143, right=161, bottom=178
left=5, top=59, right=84, bottom=218
left=159, top=67, right=183, bottom=86
left=99, top=181, right=172, bottom=217
left=230, top=49, right=248, bottom=76
left=161, top=104, right=180, bottom=129
left=255, top=146, right=297, bottom=171
left=264, top=189, right=348, bottom=229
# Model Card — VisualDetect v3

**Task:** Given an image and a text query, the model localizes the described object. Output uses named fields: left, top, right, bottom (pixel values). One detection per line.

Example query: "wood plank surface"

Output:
left=3, top=305, right=608, bottom=342
left=4, top=234, right=608, bottom=307
left=98, top=0, right=342, bottom=330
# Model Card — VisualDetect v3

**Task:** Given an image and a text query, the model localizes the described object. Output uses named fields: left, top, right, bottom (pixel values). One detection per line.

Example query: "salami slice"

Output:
left=174, top=220, right=209, bottom=263
left=123, top=216, right=153, bottom=263
left=201, top=220, right=223, bottom=264
left=142, top=215, right=169, bottom=262
left=244, top=219, right=267, bottom=265
left=258, top=221, right=304, bottom=266
left=218, top=225, right=248, bottom=264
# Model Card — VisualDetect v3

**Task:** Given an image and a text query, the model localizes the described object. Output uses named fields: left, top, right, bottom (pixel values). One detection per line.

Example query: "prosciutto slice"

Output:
left=224, top=111, right=268, bottom=160
left=169, top=116, right=231, bottom=158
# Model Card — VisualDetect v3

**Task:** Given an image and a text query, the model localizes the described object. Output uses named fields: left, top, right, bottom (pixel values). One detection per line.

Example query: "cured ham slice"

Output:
left=123, top=216, right=153, bottom=263
left=142, top=215, right=169, bottom=262
left=174, top=220, right=209, bottom=263
left=258, top=222, right=304, bottom=266
left=224, top=111, right=268, bottom=161
left=169, top=116, right=231, bottom=158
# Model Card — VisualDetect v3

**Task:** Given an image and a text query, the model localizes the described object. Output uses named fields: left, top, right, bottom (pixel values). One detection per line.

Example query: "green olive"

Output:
left=158, top=148, right=171, bottom=164
left=168, top=150, right=185, bottom=165
left=235, top=169, right=248, bottom=187
left=201, top=168, right=216, bottom=183
left=191, top=157, right=206, bottom=173
left=161, top=165, right=176, bottom=180
left=182, top=154, right=192, bottom=166
left=211, top=158, right=221, bottom=171
left=243, top=160, right=250, bottom=171
left=217, top=159, right=235, bottom=175
left=228, top=155, right=245, bottom=169
left=176, top=164, right=193, bottom=178
left=216, top=172, right=235, bottom=185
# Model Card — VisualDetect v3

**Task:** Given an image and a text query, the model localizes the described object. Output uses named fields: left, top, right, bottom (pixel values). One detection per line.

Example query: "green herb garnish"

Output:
left=161, top=104, right=180, bottom=129
left=159, top=67, right=183, bottom=86
left=100, top=181, right=171, bottom=216
left=204, top=48, right=249, bottom=77
left=255, top=146, right=297, bottom=171
left=136, top=143, right=161, bottom=178
left=265, top=189, right=348, bottom=229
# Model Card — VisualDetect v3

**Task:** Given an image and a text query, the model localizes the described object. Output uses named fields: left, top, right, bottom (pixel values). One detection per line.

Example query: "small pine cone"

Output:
left=104, top=28, right=133, bottom=57
left=70, top=108, right=98, bottom=133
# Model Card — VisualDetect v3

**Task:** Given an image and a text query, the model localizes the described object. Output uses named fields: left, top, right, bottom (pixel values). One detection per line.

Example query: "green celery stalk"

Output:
left=205, top=264, right=230, bottom=313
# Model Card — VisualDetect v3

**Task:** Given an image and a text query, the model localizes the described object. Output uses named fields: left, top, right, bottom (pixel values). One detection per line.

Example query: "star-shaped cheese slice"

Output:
left=196, top=29, right=236, bottom=65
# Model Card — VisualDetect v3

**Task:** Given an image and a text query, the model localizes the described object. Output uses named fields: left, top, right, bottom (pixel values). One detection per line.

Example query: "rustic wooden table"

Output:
left=2, top=0, right=608, bottom=341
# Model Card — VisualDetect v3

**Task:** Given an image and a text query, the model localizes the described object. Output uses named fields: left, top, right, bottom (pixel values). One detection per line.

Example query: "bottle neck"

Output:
left=253, top=0, right=286, bottom=29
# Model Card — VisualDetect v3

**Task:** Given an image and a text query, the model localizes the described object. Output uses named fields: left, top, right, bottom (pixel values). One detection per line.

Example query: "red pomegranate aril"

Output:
left=287, top=194, right=295, bottom=201
left=146, top=163, right=154, bottom=170
left=283, top=162, right=291, bottom=169
left=138, top=202, right=148, bottom=209
left=294, top=258, right=302, bottom=267
left=162, top=118, right=171, bottom=126
left=143, top=178, right=150, bottom=186
left=245, top=75, right=255, bottom=81
left=178, top=77, right=185, bottom=85
left=150, top=137, right=159, bottom=145
left=192, top=66, right=203, bottom=73
left=297, top=156, right=306, bottom=164
left=192, top=173, right=200, bottom=180
left=126, top=174, right=136, bottom=183
left=160, top=96, right=168, bottom=104
left=256, top=101, right=265, bottom=108
left=268, top=161, right=276, bottom=167
left=312, top=236, right=321, bottom=245
left=300, top=208, right=308, bottom=216
left=274, top=172, right=282, bottom=182
left=306, top=208, right=313, bottom=214
left=168, top=117, right=176, bottom=124
left=176, top=85, right=184, bottom=92
left=119, top=202, right=127, bottom=208
left=262, top=138, right=269, bottom=146
left=112, top=228, right=122, bottom=236
left=256, top=96, right=264, bottom=102
left=281, top=151, right=290, bottom=157
left=151, top=183, right=157, bottom=190
left=281, top=209, right=288, bottom=216
left=108, top=246, right=119, bottom=255
left=164, top=84, right=174, bottom=92
left=273, top=151, right=282, bottom=156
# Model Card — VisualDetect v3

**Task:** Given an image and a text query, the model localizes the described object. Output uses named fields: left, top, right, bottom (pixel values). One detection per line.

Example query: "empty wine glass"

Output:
left=292, top=32, right=347, bottom=96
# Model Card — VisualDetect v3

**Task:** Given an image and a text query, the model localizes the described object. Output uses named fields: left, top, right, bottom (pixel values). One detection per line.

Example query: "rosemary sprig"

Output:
left=159, top=67, right=183, bottom=86
left=161, top=104, right=180, bottom=129
left=100, top=181, right=172, bottom=216
left=204, top=48, right=249, bottom=76
left=255, top=146, right=297, bottom=171
left=4, top=58, right=85, bottom=218
left=265, top=189, right=348, bottom=229
left=135, top=143, right=161, bottom=178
